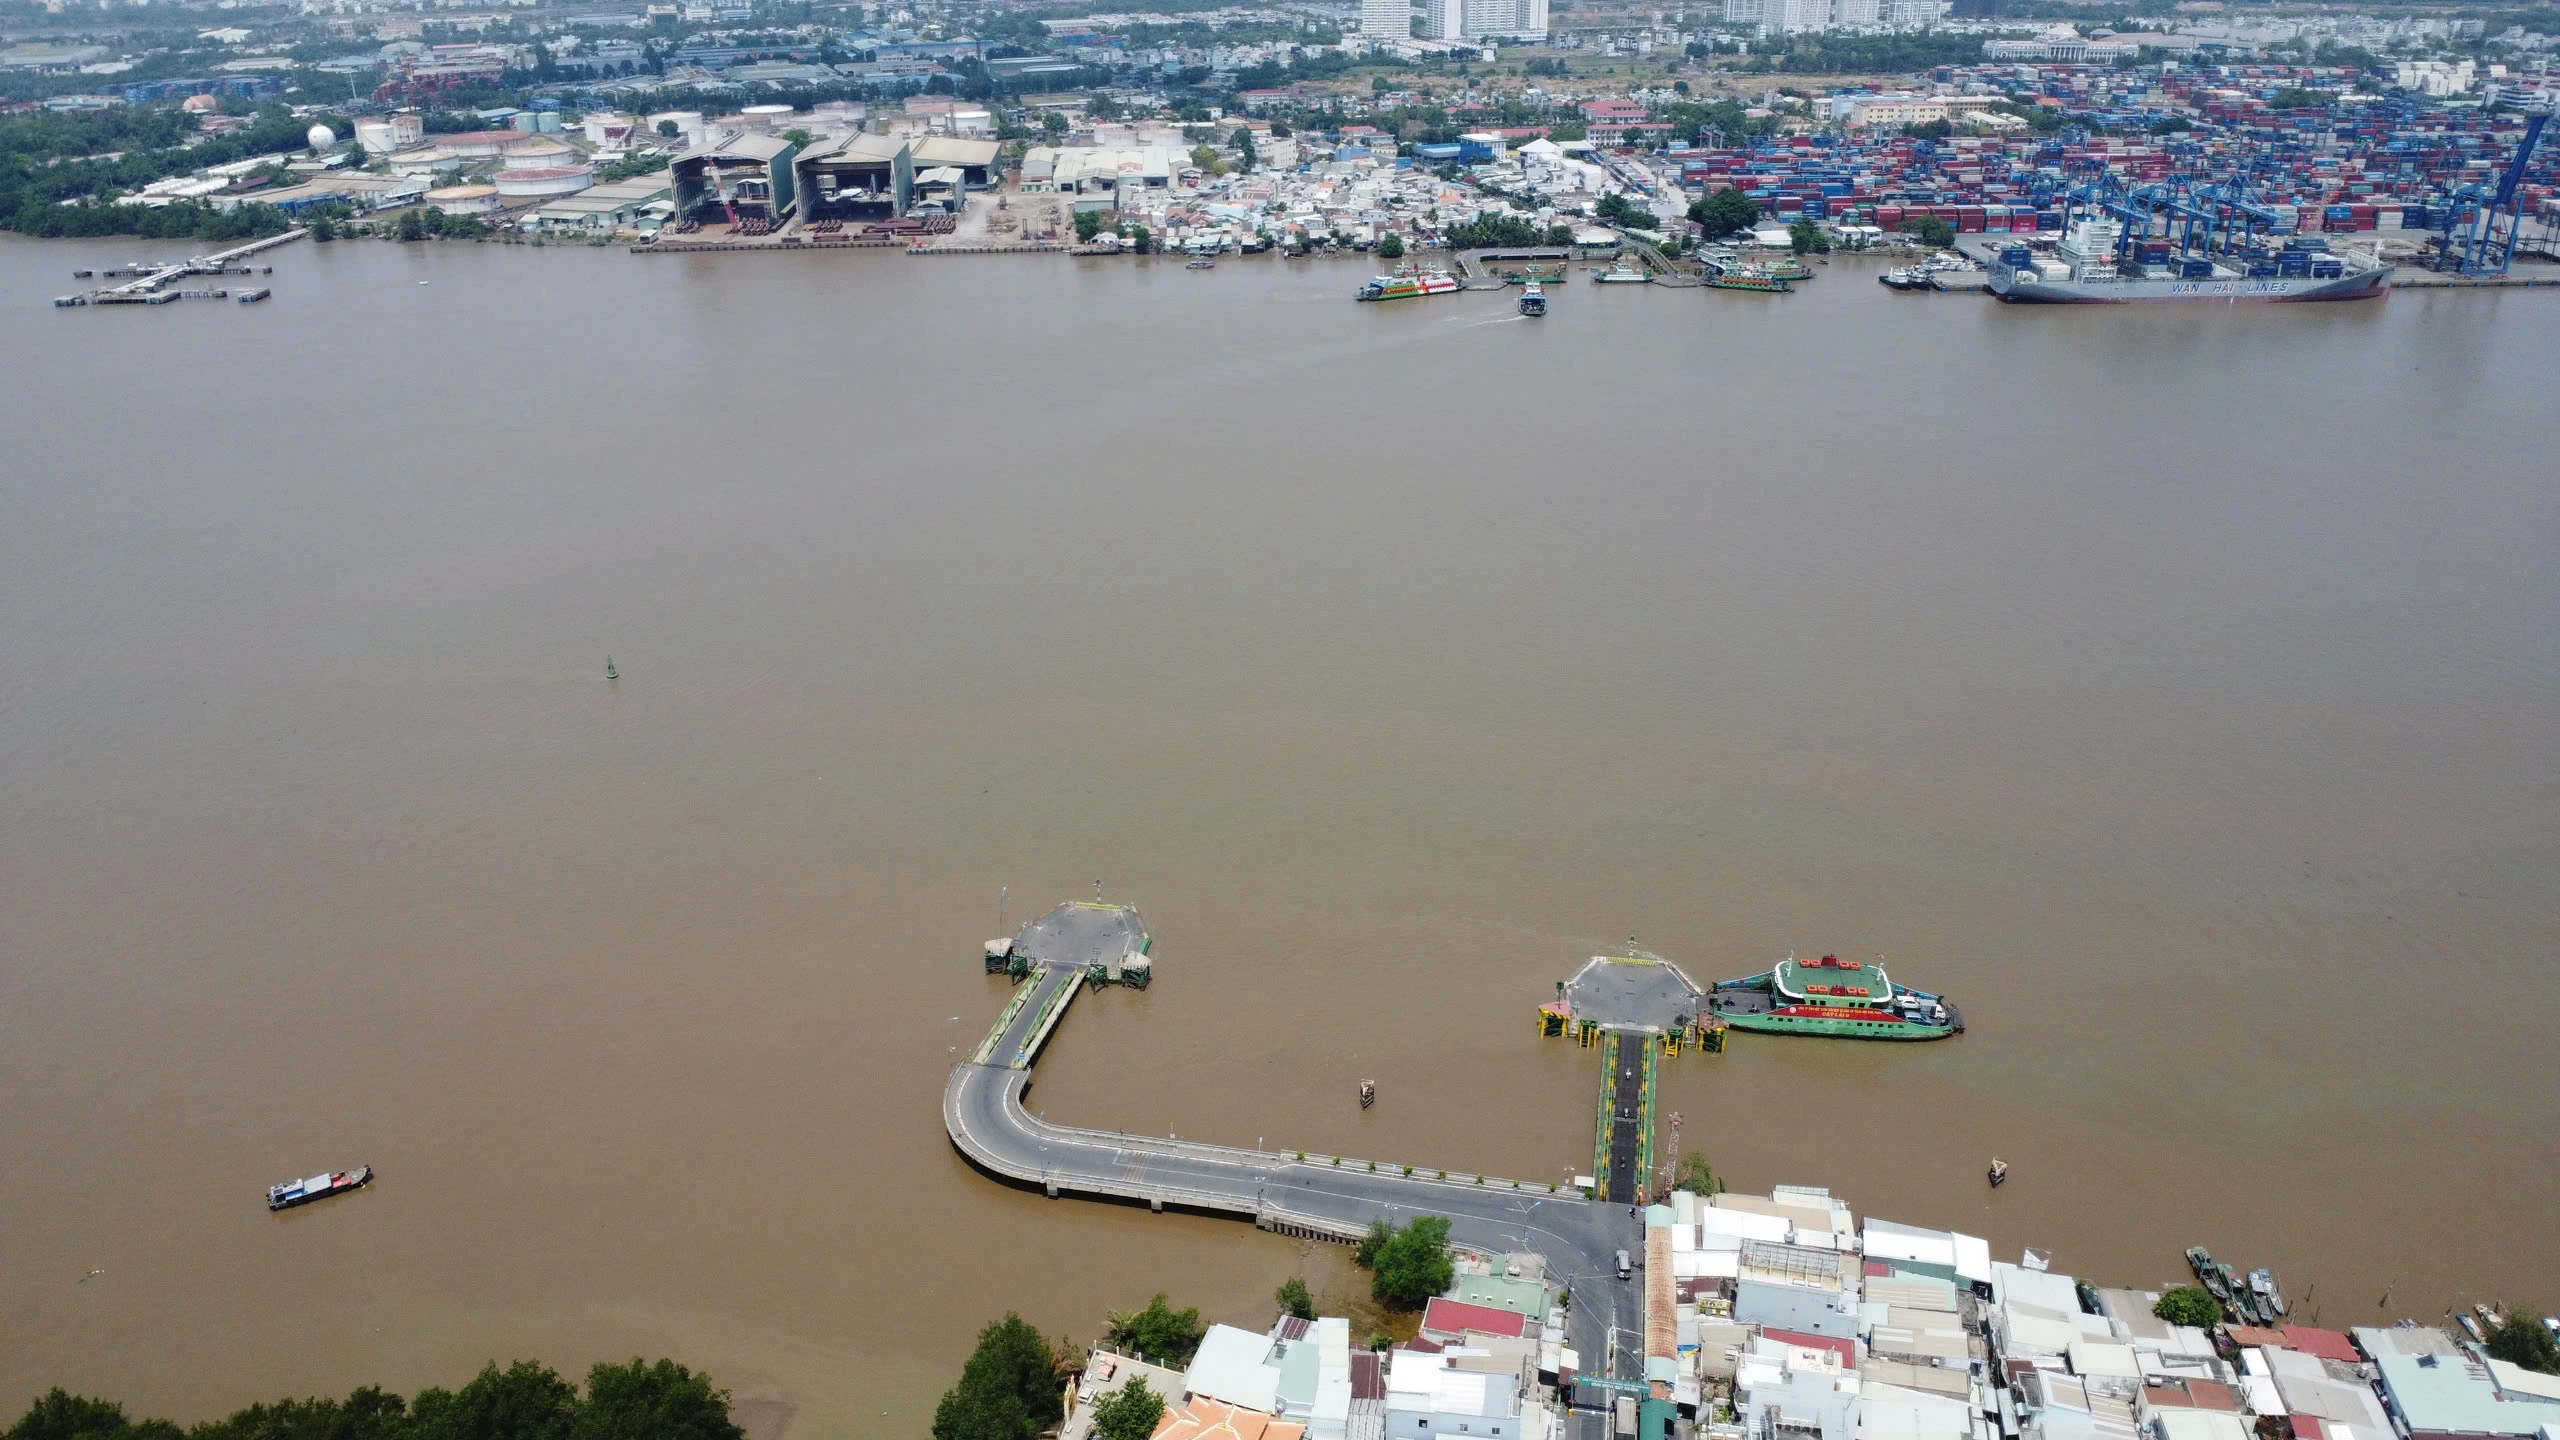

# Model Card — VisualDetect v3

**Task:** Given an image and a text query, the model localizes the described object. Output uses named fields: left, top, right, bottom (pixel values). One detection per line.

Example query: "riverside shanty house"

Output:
left=1632, top=1181, right=2559, bottom=1440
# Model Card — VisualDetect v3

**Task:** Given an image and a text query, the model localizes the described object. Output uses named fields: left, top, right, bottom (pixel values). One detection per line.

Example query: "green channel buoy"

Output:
left=604, top=656, right=617, bottom=680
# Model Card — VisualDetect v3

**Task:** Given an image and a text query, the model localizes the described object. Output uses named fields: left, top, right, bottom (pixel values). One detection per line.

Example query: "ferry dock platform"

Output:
left=945, top=900, right=1644, bottom=1400
left=54, top=230, right=304, bottom=309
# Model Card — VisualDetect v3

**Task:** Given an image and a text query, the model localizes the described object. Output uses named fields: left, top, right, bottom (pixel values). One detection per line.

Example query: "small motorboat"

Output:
left=1987, top=1158, right=2009, bottom=1187
left=1358, top=1079, right=1376, bottom=1109
left=268, top=1165, right=373, bottom=1212
left=2458, top=1311, right=2486, bottom=1342
left=1186, top=256, right=1215, bottom=269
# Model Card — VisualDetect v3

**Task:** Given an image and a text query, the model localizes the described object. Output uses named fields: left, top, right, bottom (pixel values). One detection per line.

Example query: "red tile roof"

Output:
left=1422, top=1298, right=1528, bottom=1340
left=2228, top=1325, right=2289, bottom=1349
left=2281, top=1327, right=2361, bottom=1364
left=1764, top=1329, right=1857, bottom=1368
left=2145, top=1380, right=2241, bottom=1412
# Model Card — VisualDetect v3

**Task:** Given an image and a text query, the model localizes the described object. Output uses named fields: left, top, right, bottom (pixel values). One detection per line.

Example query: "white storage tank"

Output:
left=499, top=135, right=578, bottom=168
left=741, top=103, right=795, bottom=133
left=645, top=110, right=706, bottom=149
left=494, top=166, right=593, bottom=200
left=355, top=112, right=425, bottom=155
left=581, top=111, right=636, bottom=147
left=422, top=183, right=498, bottom=216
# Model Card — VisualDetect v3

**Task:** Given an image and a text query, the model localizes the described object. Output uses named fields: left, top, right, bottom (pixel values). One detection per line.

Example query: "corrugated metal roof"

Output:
left=1184, top=1325, right=1282, bottom=1414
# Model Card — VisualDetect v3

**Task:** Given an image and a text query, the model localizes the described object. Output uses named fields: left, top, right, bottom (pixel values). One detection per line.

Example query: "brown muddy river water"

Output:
left=2, top=235, right=2553, bottom=1434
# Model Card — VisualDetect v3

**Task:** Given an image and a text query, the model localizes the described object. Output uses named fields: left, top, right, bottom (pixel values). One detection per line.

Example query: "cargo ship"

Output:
left=1356, top=265, right=1461, bottom=301
left=1708, top=954, right=1960, bottom=1039
left=1518, top=280, right=1547, bottom=316
left=267, top=1165, right=372, bottom=1211
left=1986, top=217, right=2389, bottom=303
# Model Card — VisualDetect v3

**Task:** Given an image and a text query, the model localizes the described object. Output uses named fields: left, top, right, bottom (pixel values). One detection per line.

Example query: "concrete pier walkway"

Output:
left=943, top=958, right=1643, bottom=1402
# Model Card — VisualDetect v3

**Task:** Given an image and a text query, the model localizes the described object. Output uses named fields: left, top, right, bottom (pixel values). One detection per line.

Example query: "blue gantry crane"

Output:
left=2428, top=99, right=2551, bottom=276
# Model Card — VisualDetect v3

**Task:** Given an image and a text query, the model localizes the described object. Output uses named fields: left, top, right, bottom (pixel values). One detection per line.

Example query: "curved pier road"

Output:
left=945, top=965, right=1644, bottom=1407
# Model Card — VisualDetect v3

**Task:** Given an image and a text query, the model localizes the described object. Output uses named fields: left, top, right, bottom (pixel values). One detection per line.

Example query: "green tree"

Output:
left=2269, top=88, right=2332, bottom=109
left=656, top=119, right=680, bottom=138
left=932, top=1314, right=1060, bottom=1440
left=411, top=1360, right=578, bottom=1440
left=1276, top=1276, right=1316, bottom=1320
left=1073, top=208, right=1104, bottom=242
left=5, top=1389, right=139, bottom=1440
left=1103, top=1294, right=1205, bottom=1365
left=1229, top=126, right=1257, bottom=170
left=1900, top=118, right=1953, bottom=140
left=1595, top=191, right=1645, bottom=228
left=1671, top=1151, right=1722, bottom=1196
left=1902, top=215, right=1954, bottom=248
left=1375, top=232, right=1404, bottom=259
left=782, top=128, right=813, bottom=145
left=1363, top=1216, right=1455, bottom=1311
left=2152, top=1287, right=2221, bottom=1330
left=1126, top=224, right=1154, bottom=254
left=396, top=208, right=427, bottom=242
left=1088, top=1381, right=1165, bottom=1440
left=1787, top=217, right=1830, bottom=254
left=1687, top=186, right=1759, bottom=239
left=1355, top=1218, right=1394, bottom=1269
left=2486, top=1308, right=2560, bottom=1375
left=576, top=1359, right=743, bottom=1440
left=1042, top=111, right=1068, bottom=138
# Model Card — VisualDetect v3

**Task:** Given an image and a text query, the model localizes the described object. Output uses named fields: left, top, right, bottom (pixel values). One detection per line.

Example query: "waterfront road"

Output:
left=946, top=966, right=1645, bottom=1422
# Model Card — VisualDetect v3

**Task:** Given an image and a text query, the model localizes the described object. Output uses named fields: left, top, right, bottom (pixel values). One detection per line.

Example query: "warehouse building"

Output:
left=671, top=132, right=798, bottom=225
left=792, top=133, right=911, bottom=219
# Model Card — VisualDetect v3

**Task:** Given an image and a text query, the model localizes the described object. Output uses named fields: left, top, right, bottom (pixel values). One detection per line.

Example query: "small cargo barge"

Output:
left=1708, top=954, right=1960, bottom=1040
left=268, top=1165, right=372, bottom=1211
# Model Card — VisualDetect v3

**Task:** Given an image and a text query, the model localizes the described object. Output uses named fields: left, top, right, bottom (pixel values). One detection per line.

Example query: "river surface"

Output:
left=3, top=234, right=2554, bottom=1434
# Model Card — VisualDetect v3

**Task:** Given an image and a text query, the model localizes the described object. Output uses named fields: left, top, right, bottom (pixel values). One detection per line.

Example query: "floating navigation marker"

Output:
left=604, top=656, right=617, bottom=680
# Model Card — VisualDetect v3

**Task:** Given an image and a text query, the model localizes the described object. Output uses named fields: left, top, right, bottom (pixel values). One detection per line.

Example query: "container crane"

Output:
left=2427, top=98, right=2551, bottom=276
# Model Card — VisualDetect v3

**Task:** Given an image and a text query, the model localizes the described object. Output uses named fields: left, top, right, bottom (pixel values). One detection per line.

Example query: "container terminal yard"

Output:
left=960, top=902, right=2556, bottom=1440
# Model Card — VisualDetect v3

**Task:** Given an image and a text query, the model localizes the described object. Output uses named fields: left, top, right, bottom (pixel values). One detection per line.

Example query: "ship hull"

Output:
left=1988, top=264, right=2391, bottom=303
left=1722, top=1009, right=1957, bottom=1041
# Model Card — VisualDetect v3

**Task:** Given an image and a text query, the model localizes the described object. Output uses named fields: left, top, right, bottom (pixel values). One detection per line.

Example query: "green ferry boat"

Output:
left=1708, top=954, right=1962, bottom=1040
